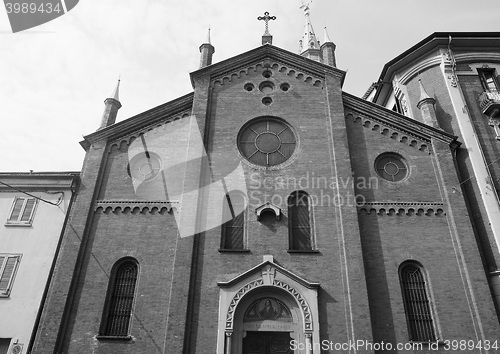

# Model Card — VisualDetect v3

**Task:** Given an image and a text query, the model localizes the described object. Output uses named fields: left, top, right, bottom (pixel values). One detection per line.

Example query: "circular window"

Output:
left=375, top=153, right=408, bottom=182
left=244, top=83, right=254, bottom=92
left=280, top=83, right=290, bottom=91
left=128, top=151, right=162, bottom=182
left=259, top=81, right=275, bottom=94
left=262, top=69, right=273, bottom=78
left=238, top=117, right=296, bottom=167
left=262, top=97, right=273, bottom=106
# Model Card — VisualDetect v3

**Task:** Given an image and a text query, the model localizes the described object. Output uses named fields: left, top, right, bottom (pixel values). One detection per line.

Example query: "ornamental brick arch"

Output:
left=217, top=258, right=321, bottom=353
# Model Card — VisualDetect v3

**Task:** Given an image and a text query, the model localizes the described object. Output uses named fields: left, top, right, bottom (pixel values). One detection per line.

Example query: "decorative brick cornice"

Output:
left=345, top=111, right=431, bottom=153
left=358, top=202, right=445, bottom=216
left=212, top=58, right=323, bottom=89
left=343, top=92, right=459, bottom=148
left=94, top=200, right=177, bottom=214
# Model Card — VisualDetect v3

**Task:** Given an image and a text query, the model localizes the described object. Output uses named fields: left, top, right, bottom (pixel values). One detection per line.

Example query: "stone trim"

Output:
left=224, top=278, right=313, bottom=332
left=358, top=202, right=445, bottom=216
left=94, top=200, right=177, bottom=214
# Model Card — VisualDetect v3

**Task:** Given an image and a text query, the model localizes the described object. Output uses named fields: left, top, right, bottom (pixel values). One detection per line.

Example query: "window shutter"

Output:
left=7, top=197, right=37, bottom=225
left=0, top=256, right=19, bottom=295
left=8, top=199, right=24, bottom=222
left=20, top=198, right=36, bottom=222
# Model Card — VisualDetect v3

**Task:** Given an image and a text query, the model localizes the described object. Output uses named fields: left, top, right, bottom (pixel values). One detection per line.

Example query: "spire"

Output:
left=98, top=78, right=122, bottom=130
left=418, top=79, right=432, bottom=102
left=320, top=26, right=337, bottom=67
left=199, top=27, right=215, bottom=68
left=323, top=26, right=332, bottom=43
left=111, top=77, right=120, bottom=101
left=299, top=2, right=321, bottom=62
left=417, top=79, right=439, bottom=128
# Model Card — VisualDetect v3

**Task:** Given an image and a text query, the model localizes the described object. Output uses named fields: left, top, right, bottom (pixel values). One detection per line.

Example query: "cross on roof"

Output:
left=257, top=11, right=276, bottom=35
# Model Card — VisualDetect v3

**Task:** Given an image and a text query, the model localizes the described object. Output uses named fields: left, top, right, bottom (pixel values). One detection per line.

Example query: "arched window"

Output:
left=288, top=191, right=312, bottom=251
left=221, top=192, right=246, bottom=250
left=399, top=262, right=436, bottom=341
left=100, top=258, right=138, bottom=337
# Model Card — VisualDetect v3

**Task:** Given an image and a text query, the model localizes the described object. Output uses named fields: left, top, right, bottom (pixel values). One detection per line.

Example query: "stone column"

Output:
left=305, top=333, right=313, bottom=354
left=225, top=332, right=232, bottom=354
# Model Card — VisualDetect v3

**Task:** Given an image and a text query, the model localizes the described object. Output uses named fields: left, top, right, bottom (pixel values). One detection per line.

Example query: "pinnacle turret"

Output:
left=320, top=26, right=337, bottom=67
left=98, top=79, right=122, bottom=130
left=417, top=79, right=439, bottom=128
left=199, top=27, right=215, bottom=68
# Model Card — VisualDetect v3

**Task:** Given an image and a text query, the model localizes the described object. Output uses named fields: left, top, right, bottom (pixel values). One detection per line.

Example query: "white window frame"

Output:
left=5, top=197, right=38, bottom=226
left=0, top=254, right=21, bottom=297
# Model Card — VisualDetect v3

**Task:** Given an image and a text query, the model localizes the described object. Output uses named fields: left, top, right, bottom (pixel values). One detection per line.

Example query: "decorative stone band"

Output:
left=345, top=111, right=431, bottom=154
left=358, top=202, right=445, bottom=216
left=224, top=278, right=313, bottom=332
left=94, top=200, right=178, bottom=215
left=212, top=59, right=323, bottom=89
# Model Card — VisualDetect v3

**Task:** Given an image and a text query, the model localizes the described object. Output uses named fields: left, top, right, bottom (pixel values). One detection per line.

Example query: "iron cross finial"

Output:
left=257, top=11, right=276, bottom=35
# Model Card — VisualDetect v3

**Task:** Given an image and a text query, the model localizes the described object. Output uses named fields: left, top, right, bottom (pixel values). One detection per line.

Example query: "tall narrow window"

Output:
left=399, top=262, right=436, bottom=341
left=288, top=191, right=312, bottom=251
left=0, top=255, right=21, bottom=297
left=100, top=259, right=138, bottom=337
left=479, top=69, right=500, bottom=93
left=6, top=197, right=37, bottom=225
left=221, top=192, right=245, bottom=250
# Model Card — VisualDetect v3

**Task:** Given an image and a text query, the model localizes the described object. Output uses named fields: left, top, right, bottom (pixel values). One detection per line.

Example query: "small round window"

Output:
left=238, top=117, right=296, bottom=167
left=375, top=153, right=408, bottom=182
left=128, top=151, right=162, bottom=182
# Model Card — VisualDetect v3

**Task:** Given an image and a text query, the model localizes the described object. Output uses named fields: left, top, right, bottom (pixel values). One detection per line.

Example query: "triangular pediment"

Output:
left=190, top=44, right=345, bottom=89
left=217, top=255, right=319, bottom=290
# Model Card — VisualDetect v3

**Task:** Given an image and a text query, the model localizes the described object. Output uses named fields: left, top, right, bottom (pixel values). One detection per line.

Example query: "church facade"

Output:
left=30, top=12, right=500, bottom=354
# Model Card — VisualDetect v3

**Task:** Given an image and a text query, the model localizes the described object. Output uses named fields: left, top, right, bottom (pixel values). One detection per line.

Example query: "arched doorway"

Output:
left=232, top=289, right=301, bottom=354
left=216, top=257, right=320, bottom=353
left=242, top=297, right=294, bottom=354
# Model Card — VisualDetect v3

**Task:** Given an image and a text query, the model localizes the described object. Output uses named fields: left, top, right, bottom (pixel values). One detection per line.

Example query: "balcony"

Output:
left=478, top=91, right=500, bottom=118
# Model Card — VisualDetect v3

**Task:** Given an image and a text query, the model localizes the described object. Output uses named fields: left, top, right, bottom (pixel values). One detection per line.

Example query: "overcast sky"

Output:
left=1, top=0, right=499, bottom=172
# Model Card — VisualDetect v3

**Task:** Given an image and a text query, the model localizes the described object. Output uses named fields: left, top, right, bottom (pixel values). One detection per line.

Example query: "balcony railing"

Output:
left=479, top=91, right=500, bottom=118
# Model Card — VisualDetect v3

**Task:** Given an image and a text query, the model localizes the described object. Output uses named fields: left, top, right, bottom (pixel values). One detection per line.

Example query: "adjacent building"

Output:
left=369, top=32, right=500, bottom=314
left=0, top=172, right=78, bottom=354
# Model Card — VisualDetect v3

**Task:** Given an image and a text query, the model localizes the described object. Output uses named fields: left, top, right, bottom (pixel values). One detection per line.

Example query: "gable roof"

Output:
left=81, top=44, right=345, bottom=150
left=190, top=43, right=346, bottom=88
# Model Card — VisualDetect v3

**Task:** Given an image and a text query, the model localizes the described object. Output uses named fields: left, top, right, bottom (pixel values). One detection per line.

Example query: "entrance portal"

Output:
left=242, top=331, right=293, bottom=354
